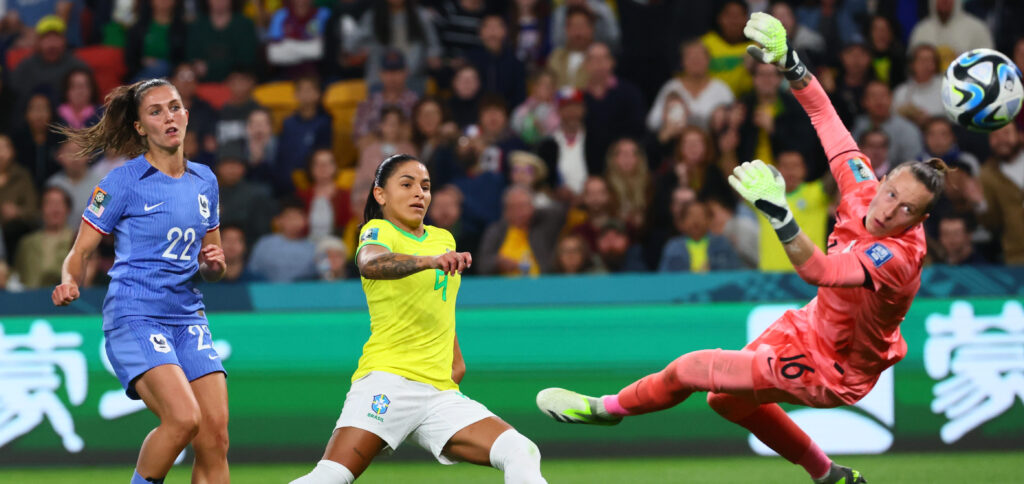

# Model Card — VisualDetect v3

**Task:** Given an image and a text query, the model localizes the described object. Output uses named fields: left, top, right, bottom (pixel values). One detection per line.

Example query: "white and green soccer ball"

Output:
left=941, top=48, right=1023, bottom=132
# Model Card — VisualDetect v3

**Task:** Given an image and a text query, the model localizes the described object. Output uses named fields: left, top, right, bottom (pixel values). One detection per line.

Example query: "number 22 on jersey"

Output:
left=162, top=227, right=196, bottom=260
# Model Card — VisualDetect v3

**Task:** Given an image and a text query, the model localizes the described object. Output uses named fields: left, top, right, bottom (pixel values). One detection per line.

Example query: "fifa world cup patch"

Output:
left=361, top=227, right=379, bottom=242
left=865, top=242, right=893, bottom=267
left=847, top=158, right=875, bottom=183
left=88, top=187, right=109, bottom=216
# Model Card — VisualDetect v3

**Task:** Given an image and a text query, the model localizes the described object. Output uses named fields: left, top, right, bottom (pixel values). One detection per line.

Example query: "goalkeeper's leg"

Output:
left=538, top=349, right=756, bottom=424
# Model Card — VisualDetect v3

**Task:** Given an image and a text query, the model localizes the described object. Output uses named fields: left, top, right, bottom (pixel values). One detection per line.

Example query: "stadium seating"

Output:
left=252, top=80, right=297, bottom=133
left=323, top=79, right=366, bottom=168
left=4, top=46, right=32, bottom=71
left=195, top=82, right=233, bottom=110
left=73, top=46, right=125, bottom=99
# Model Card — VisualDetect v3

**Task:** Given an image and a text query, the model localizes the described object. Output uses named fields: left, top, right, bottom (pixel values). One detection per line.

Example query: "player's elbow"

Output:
left=452, top=364, right=466, bottom=384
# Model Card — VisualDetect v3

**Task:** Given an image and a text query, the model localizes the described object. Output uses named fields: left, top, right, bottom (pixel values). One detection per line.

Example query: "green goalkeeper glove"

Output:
left=728, top=160, right=801, bottom=243
left=743, top=12, right=807, bottom=82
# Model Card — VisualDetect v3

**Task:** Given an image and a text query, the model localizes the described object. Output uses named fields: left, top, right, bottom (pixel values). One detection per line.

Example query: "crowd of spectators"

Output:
left=1, top=0, right=1023, bottom=290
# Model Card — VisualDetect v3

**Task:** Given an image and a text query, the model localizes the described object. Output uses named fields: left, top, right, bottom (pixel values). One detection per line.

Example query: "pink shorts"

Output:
left=745, top=316, right=851, bottom=408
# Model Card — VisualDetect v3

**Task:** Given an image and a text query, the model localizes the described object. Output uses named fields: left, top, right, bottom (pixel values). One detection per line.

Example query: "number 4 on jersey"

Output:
left=434, top=270, right=448, bottom=301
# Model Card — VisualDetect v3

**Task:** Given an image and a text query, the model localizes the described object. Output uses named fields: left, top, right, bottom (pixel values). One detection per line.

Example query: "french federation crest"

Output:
left=198, top=194, right=210, bottom=219
left=371, top=394, right=390, bottom=415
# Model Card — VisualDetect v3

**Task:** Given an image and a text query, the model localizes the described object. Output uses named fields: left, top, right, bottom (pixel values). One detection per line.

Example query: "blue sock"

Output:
left=131, top=470, right=164, bottom=484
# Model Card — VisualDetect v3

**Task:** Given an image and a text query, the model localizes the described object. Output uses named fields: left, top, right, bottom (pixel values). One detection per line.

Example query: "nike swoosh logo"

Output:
left=144, top=202, right=165, bottom=211
left=827, top=239, right=838, bottom=250
left=208, top=354, right=220, bottom=360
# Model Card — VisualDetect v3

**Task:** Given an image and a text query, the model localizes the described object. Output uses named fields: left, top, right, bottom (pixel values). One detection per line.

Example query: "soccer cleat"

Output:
left=816, top=464, right=867, bottom=484
left=536, top=388, right=623, bottom=426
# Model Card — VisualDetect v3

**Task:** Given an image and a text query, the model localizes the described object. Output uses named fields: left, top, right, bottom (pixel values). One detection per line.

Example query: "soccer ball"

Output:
left=941, top=48, right=1023, bottom=132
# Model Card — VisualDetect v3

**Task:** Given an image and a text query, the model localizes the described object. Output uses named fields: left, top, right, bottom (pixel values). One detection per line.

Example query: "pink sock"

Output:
left=601, top=394, right=629, bottom=416
left=796, top=442, right=832, bottom=479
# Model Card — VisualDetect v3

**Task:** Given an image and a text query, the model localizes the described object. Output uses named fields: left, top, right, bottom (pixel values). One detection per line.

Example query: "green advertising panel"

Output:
left=1, top=297, right=1021, bottom=465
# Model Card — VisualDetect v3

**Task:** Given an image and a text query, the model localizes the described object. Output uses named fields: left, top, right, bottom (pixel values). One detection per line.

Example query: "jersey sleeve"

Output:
left=81, top=171, right=130, bottom=235
left=790, top=77, right=875, bottom=195
left=356, top=219, right=397, bottom=255
left=437, top=227, right=457, bottom=252
left=206, top=173, right=221, bottom=232
left=854, top=239, right=918, bottom=292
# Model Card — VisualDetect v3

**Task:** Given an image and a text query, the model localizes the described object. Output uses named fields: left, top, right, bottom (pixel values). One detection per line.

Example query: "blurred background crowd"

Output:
left=0, top=0, right=1022, bottom=290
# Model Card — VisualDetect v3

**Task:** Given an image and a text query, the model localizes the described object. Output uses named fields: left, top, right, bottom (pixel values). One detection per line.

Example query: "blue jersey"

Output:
left=82, top=156, right=220, bottom=330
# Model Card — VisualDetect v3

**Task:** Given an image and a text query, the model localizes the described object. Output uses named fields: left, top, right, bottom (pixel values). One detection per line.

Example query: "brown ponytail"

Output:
left=58, top=78, right=175, bottom=159
left=891, top=158, right=952, bottom=213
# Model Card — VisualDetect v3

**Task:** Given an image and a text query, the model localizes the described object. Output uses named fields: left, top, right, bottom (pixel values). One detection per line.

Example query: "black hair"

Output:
left=277, top=196, right=307, bottom=216
left=364, top=153, right=421, bottom=223
left=565, top=5, right=595, bottom=25
left=478, top=93, right=507, bottom=115
left=372, top=0, right=426, bottom=45
left=61, top=67, right=99, bottom=105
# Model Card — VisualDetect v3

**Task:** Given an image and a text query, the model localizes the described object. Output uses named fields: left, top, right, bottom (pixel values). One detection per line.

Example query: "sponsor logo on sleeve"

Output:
left=847, top=158, right=875, bottom=183
left=866, top=242, right=893, bottom=267
left=360, top=227, right=379, bottom=242
left=88, top=187, right=108, bottom=216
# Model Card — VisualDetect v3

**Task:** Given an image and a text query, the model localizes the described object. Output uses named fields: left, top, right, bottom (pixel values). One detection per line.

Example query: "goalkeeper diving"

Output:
left=536, top=12, right=951, bottom=484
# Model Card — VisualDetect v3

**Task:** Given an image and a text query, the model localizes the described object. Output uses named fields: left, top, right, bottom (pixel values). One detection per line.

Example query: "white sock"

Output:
left=488, top=429, right=547, bottom=484
left=289, top=459, right=355, bottom=484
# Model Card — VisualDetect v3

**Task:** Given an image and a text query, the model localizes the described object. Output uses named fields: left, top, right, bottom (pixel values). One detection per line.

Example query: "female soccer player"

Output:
left=52, top=79, right=228, bottom=484
left=537, top=13, right=949, bottom=484
left=291, top=154, right=546, bottom=484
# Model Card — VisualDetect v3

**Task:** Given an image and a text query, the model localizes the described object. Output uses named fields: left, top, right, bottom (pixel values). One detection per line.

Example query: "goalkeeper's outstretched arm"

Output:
left=744, top=12, right=869, bottom=196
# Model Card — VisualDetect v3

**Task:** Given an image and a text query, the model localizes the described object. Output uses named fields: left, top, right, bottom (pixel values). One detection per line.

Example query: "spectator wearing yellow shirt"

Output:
left=757, top=151, right=831, bottom=272
left=700, top=1, right=752, bottom=97
left=658, top=198, right=741, bottom=273
left=478, top=186, right=564, bottom=275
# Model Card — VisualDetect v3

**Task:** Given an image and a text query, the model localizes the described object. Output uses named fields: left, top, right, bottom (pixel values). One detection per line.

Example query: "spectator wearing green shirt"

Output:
left=125, top=0, right=186, bottom=81
left=187, top=0, right=261, bottom=82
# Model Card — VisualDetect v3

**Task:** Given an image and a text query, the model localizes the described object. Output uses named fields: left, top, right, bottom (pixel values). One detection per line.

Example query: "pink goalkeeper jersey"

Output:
left=788, top=78, right=926, bottom=397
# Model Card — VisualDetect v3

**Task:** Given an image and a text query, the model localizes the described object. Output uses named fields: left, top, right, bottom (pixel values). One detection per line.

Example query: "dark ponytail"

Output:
left=891, top=157, right=951, bottom=213
left=363, top=153, right=421, bottom=223
left=58, top=78, right=176, bottom=158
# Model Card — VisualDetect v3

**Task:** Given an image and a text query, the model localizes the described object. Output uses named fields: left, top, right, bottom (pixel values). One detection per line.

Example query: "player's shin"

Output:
left=707, top=395, right=832, bottom=480
left=289, top=460, right=355, bottom=484
left=488, top=429, right=547, bottom=484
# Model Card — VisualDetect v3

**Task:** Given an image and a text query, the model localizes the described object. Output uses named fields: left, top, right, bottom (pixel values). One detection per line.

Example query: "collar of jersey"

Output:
left=386, top=219, right=428, bottom=242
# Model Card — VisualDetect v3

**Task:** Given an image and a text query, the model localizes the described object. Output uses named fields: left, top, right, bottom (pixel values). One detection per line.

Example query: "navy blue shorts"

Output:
left=105, top=319, right=226, bottom=400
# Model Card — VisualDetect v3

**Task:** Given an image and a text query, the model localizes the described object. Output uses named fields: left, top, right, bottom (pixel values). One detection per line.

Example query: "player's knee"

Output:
left=194, top=419, right=230, bottom=457
left=707, top=392, right=758, bottom=422
left=668, top=350, right=714, bottom=388
left=163, top=404, right=202, bottom=442
left=289, top=459, right=355, bottom=484
left=487, top=427, right=544, bottom=470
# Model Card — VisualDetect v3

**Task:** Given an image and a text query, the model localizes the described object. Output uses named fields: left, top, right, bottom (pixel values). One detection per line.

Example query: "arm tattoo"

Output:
left=359, top=252, right=429, bottom=280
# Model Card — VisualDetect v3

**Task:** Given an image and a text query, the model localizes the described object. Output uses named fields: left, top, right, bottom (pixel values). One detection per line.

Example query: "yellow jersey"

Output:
left=353, top=219, right=461, bottom=391
left=701, top=31, right=752, bottom=97
left=758, top=180, right=831, bottom=272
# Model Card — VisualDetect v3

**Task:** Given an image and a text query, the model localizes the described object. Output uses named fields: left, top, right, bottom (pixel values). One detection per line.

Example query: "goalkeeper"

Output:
left=537, top=12, right=950, bottom=484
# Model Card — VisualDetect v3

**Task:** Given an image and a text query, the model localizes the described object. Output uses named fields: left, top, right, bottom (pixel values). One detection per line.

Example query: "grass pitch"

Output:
left=1, top=451, right=1021, bottom=483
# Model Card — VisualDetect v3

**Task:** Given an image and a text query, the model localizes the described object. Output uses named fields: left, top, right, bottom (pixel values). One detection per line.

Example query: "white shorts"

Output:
left=334, top=371, right=495, bottom=464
